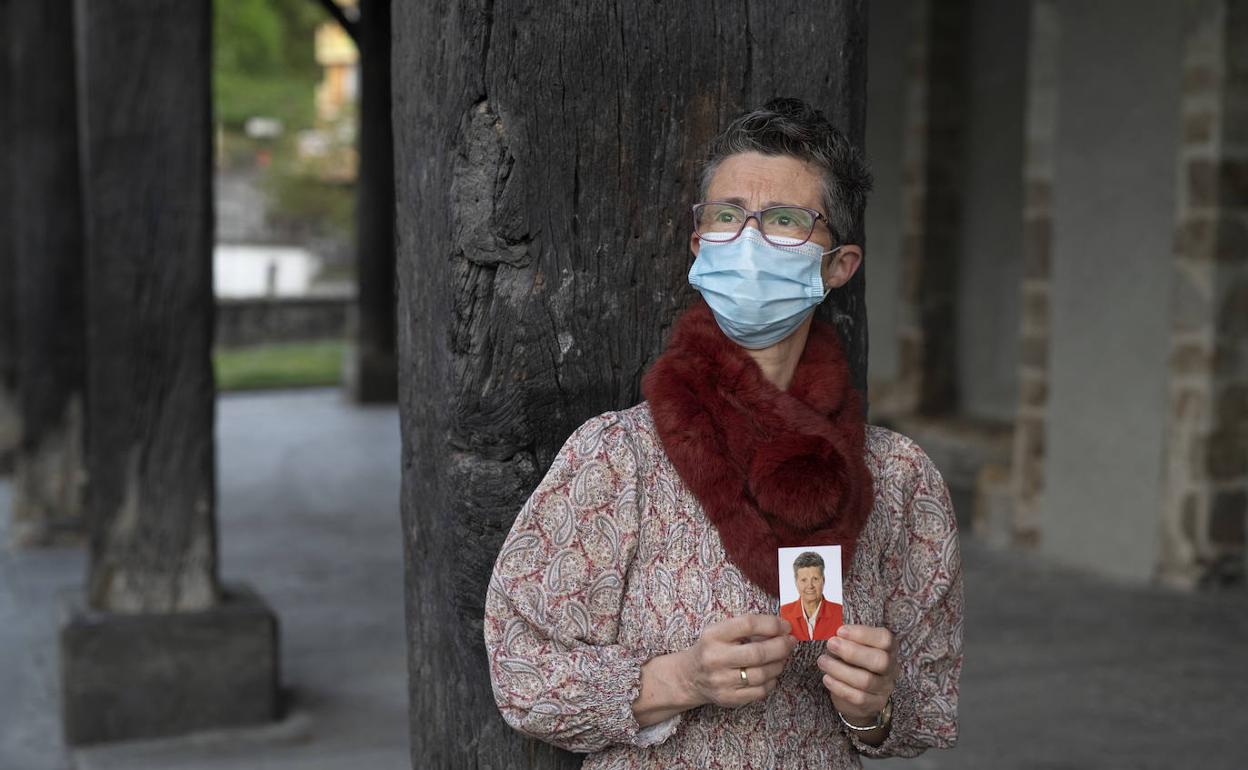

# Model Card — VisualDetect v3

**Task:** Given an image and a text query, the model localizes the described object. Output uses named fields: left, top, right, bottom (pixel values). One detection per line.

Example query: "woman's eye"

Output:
left=776, top=215, right=792, bottom=226
left=716, top=212, right=737, bottom=222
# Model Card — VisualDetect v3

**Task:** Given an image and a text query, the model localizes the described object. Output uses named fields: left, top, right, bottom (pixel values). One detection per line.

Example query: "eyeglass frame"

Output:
left=690, top=201, right=843, bottom=248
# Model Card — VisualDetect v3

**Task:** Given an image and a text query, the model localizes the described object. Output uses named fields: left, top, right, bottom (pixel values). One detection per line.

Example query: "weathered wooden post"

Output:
left=0, top=0, right=15, bottom=475
left=346, top=0, right=398, bottom=403
left=392, top=2, right=868, bottom=766
left=5, top=0, right=88, bottom=543
left=59, top=0, right=279, bottom=745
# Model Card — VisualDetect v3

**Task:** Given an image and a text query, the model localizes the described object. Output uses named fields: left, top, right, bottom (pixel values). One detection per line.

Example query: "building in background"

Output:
left=863, top=0, right=1246, bottom=589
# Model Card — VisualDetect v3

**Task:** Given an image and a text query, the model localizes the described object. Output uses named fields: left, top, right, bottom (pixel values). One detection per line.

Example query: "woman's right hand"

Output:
left=680, top=614, right=797, bottom=708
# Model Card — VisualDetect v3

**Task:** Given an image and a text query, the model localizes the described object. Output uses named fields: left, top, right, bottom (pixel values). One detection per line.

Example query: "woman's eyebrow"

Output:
left=718, top=196, right=810, bottom=209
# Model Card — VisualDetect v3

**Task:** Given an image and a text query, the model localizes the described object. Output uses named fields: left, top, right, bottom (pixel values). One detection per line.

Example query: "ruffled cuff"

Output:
left=579, top=645, right=683, bottom=750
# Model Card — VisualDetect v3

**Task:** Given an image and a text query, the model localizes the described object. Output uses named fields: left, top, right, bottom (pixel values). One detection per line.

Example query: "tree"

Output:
left=392, top=2, right=869, bottom=766
left=213, top=0, right=326, bottom=130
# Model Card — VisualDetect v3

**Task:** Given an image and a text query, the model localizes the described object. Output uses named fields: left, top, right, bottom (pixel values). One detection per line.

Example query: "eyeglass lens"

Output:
left=694, top=203, right=817, bottom=244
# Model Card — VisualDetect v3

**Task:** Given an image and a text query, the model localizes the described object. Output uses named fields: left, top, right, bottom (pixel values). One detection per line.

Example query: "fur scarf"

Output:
left=641, top=300, right=875, bottom=597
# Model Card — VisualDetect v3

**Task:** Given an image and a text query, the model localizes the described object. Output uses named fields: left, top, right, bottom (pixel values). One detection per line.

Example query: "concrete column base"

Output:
left=59, top=582, right=280, bottom=746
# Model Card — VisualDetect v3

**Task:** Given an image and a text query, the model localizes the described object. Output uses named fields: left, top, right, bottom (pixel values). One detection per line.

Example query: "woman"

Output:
left=484, top=98, right=962, bottom=768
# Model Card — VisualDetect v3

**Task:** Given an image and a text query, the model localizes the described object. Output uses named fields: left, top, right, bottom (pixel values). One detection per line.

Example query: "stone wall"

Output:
left=1161, top=0, right=1248, bottom=587
left=1010, top=0, right=1058, bottom=548
left=215, top=294, right=352, bottom=348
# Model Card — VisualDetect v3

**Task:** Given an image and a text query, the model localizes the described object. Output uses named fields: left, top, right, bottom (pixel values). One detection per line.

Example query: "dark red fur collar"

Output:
left=641, top=300, right=874, bottom=597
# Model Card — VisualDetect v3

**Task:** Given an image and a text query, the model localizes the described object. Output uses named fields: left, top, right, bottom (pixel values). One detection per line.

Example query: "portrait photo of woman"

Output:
left=778, top=547, right=844, bottom=643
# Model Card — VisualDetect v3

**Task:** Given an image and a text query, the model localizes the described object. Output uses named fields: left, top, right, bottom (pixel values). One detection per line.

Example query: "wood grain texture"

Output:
left=393, top=2, right=867, bottom=766
left=7, top=0, right=87, bottom=540
left=76, top=0, right=218, bottom=613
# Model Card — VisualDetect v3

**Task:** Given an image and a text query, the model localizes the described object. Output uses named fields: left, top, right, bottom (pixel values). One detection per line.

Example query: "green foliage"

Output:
left=213, top=0, right=330, bottom=130
left=214, top=340, right=345, bottom=391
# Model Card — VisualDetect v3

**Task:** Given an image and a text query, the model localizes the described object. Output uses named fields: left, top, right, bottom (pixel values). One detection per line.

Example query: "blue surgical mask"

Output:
left=688, top=227, right=838, bottom=349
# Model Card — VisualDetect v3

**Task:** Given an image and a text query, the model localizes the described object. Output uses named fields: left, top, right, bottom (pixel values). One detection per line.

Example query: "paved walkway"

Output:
left=1, top=389, right=409, bottom=770
left=2, top=388, right=1246, bottom=769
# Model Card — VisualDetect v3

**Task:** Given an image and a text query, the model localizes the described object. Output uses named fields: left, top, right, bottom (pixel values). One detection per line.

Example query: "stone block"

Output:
left=1172, top=341, right=1214, bottom=375
left=1176, top=217, right=1214, bottom=259
left=1173, top=387, right=1207, bottom=423
left=1022, top=218, right=1051, bottom=279
left=1019, top=377, right=1048, bottom=408
left=1020, top=334, right=1048, bottom=368
left=60, top=582, right=280, bottom=746
left=1022, top=289, right=1050, bottom=331
left=1184, top=111, right=1215, bottom=144
left=1183, top=65, right=1217, bottom=93
left=1171, top=267, right=1211, bottom=333
left=1189, top=159, right=1217, bottom=208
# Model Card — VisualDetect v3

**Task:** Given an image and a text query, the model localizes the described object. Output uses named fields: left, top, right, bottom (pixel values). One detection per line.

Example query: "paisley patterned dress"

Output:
left=484, top=403, right=962, bottom=769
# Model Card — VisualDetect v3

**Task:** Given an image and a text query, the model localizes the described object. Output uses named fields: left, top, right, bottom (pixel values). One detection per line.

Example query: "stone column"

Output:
left=392, top=1, right=869, bottom=765
left=6, top=0, right=87, bottom=545
left=894, top=0, right=970, bottom=417
left=0, top=0, right=16, bottom=476
left=1009, top=0, right=1059, bottom=549
left=61, top=0, right=278, bottom=744
left=1161, top=0, right=1248, bottom=587
left=345, top=0, right=397, bottom=404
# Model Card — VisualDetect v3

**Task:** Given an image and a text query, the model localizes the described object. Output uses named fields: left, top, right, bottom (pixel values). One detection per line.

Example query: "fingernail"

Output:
left=837, top=626, right=851, bottom=638
left=827, top=638, right=841, bottom=651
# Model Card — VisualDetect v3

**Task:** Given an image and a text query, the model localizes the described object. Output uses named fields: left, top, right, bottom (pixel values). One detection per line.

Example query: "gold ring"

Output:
left=739, top=668, right=749, bottom=686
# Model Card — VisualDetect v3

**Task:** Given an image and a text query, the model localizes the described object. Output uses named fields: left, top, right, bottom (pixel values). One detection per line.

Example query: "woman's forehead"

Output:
left=706, top=152, right=824, bottom=209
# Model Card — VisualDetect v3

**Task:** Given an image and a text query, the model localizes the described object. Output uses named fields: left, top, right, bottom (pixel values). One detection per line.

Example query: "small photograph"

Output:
left=777, top=545, right=843, bottom=642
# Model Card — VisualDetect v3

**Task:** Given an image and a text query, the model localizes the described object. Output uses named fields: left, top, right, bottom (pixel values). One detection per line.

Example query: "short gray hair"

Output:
left=792, top=551, right=825, bottom=574
left=699, top=98, right=872, bottom=244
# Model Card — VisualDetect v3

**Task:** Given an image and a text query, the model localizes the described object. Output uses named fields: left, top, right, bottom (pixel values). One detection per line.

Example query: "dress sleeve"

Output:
left=850, top=444, right=964, bottom=758
left=484, top=412, right=675, bottom=753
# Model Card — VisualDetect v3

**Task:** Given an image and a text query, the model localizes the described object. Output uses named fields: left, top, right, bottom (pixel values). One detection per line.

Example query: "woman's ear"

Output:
left=690, top=231, right=701, bottom=257
left=822, top=245, right=863, bottom=289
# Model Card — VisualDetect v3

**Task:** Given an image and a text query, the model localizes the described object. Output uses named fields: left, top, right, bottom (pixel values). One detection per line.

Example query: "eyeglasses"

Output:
left=691, top=201, right=836, bottom=247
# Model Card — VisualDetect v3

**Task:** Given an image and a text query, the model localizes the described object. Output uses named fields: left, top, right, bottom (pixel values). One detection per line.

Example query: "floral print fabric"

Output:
left=484, top=403, right=963, bottom=769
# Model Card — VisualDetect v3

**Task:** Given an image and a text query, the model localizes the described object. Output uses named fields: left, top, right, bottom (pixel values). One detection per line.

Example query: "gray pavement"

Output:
left=1, top=389, right=409, bottom=770
left=2, top=389, right=1247, bottom=769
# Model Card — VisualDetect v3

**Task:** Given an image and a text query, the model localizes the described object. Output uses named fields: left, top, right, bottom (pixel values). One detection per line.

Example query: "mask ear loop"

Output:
left=816, top=245, right=843, bottom=299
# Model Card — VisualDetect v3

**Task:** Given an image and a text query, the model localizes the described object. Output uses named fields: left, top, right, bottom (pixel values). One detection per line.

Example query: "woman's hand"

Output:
left=633, top=614, right=795, bottom=727
left=817, top=624, right=898, bottom=729
left=681, top=614, right=796, bottom=708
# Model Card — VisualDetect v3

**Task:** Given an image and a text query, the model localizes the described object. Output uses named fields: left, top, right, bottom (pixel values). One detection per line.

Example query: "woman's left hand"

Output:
left=816, top=624, right=898, bottom=726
